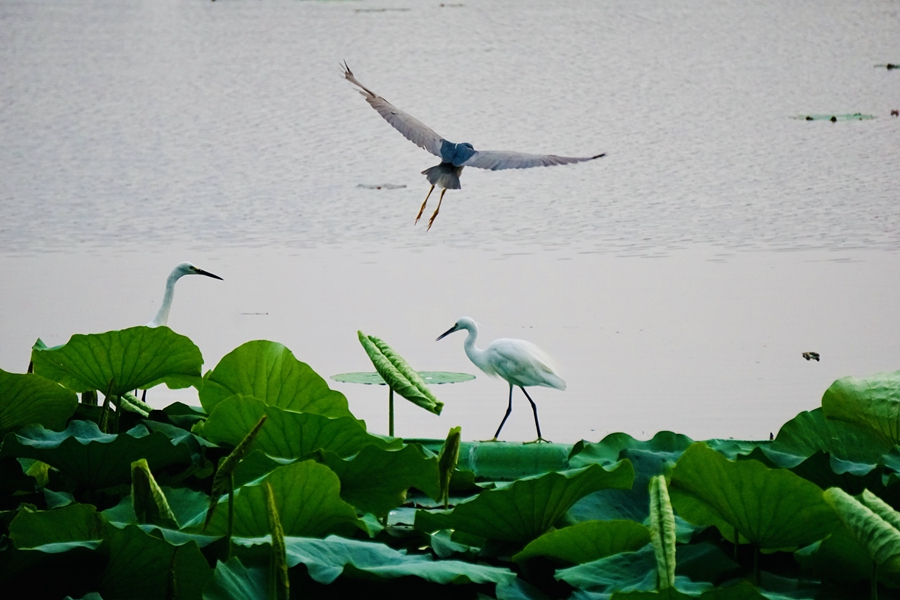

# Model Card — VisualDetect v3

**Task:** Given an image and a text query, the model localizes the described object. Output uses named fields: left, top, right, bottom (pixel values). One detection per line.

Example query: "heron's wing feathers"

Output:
left=343, top=62, right=444, bottom=158
left=461, top=150, right=605, bottom=171
left=487, top=340, right=566, bottom=390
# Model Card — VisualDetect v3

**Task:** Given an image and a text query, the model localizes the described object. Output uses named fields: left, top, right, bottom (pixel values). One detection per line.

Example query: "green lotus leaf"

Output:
left=9, top=503, right=104, bottom=551
left=770, top=408, right=893, bottom=467
left=31, top=327, right=203, bottom=395
left=318, top=443, right=440, bottom=518
left=669, top=443, right=838, bottom=550
left=610, top=588, right=695, bottom=599
left=824, top=487, right=900, bottom=567
left=203, top=557, right=267, bottom=600
left=282, top=535, right=516, bottom=585
left=194, top=395, right=398, bottom=460
left=649, top=475, right=676, bottom=589
left=512, top=520, right=650, bottom=564
left=0, top=421, right=194, bottom=489
left=415, top=462, right=634, bottom=543
left=358, top=331, right=443, bottom=415
left=105, top=486, right=210, bottom=530
left=199, top=340, right=351, bottom=417
left=264, top=481, right=289, bottom=600
left=0, top=369, right=78, bottom=433
left=202, top=460, right=362, bottom=538
left=98, top=524, right=212, bottom=600
left=794, top=520, right=872, bottom=584
left=449, top=440, right=572, bottom=481
left=822, top=371, right=900, bottom=446
left=131, top=458, right=178, bottom=529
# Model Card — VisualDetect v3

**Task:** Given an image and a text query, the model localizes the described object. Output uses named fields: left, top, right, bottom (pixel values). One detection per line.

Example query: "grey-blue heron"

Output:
left=146, top=262, right=223, bottom=328
left=343, top=62, right=605, bottom=230
left=437, top=317, right=565, bottom=442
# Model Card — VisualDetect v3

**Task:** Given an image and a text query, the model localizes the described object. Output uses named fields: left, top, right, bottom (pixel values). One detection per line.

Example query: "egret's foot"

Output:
left=524, top=437, right=552, bottom=444
left=481, top=437, right=500, bottom=442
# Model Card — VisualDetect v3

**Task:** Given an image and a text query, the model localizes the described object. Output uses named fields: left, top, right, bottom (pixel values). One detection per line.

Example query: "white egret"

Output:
left=146, top=262, right=223, bottom=328
left=436, top=317, right=565, bottom=443
left=343, top=62, right=605, bottom=230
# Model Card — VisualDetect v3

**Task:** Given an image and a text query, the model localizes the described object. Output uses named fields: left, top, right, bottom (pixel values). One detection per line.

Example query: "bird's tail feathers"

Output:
left=422, top=163, right=462, bottom=190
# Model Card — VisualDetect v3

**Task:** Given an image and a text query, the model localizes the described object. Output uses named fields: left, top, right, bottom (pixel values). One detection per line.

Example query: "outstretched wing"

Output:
left=462, top=150, right=605, bottom=171
left=343, top=62, right=444, bottom=158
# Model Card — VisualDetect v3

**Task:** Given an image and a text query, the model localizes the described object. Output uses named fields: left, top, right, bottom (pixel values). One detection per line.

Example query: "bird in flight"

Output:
left=343, top=62, right=605, bottom=230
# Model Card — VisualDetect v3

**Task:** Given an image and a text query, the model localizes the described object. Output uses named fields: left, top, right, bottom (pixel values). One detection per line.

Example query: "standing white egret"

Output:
left=436, top=317, right=565, bottom=443
left=146, top=262, right=223, bottom=328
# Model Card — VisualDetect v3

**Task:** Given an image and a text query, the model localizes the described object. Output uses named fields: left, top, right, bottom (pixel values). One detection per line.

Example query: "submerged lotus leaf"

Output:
left=512, top=520, right=650, bottom=564
left=0, top=369, right=78, bottom=433
left=669, top=443, right=838, bottom=550
left=98, top=524, right=212, bottom=600
left=281, top=535, right=516, bottom=585
left=318, top=444, right=440, bottom=518
left=358, top=331, right=443, bottom=415
left=822, top=371, right=900, bottom=446
left=31, top=327, right=203, bottom=395
left=194, top=395, right=397, bottom=459
left=199, top=340, right=351, bottom=417
left=0, top=420, right=194, bottom=489
left=203, top=460, right=362, bottom=538
left=9, top=503, right=105, bottom=552
left=415, top=462, right=634, bottom=543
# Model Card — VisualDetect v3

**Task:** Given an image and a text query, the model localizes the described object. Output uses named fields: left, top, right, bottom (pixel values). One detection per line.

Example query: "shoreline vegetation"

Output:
left=3, top=325, right=900, bottom=598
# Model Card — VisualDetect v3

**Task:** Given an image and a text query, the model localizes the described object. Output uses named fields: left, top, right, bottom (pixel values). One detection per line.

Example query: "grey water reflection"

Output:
left=1, top=0, right=898, bottom=441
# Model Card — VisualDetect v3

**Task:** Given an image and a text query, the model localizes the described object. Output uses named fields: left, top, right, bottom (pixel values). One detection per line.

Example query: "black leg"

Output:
left=493, top=383, right=514, bottom=440
left=520, top=387, right=548, bottom=443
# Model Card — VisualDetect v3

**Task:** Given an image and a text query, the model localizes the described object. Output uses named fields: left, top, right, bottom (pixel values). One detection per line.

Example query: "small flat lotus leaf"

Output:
left=822, top=371, right=900, bottom=446
left=282, top=534, right=516, bottom=585
left=31, top=327, right=203, bottom=395
left=199, top=340, right=351, bottom=417
left=203, top=460, right=362, bottom=538
left=0, top=369, right=77, bottom=433
left=512, top=520, right=650, bottom=564
left=9, top=503, right=104, bottom=551
left=415, top=462, right=634, bottom=543
left=99, top=524, right=212, bottom=600
left=823, top=487, right=900, bottom=566
left=203, top=557, right=267, bottom=600
left=770, top=408, right=892, bottom=466
left=357, top=331, right=443, bottom=415
left=0, top=421, right=194, bottom=489
left=331, top=371, right=475, bottom=385
left=194, top=395, right=398, bottom=460
left=318, top=444, right=440, bottom=517
left=669, top=443, right=838, bottom=550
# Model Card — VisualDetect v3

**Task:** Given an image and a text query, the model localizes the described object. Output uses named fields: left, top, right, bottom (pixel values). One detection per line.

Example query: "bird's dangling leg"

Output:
left=426, top=189, right=447, bottom=231
left=491, top=383, right=515, bottom=441
left=520, top=387, right=550, bottom=444
left=415, top=186, right=435, bottom=224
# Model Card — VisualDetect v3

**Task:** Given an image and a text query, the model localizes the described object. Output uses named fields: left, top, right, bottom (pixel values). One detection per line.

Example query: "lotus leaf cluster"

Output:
left=4, top=327, right=900, bottom=598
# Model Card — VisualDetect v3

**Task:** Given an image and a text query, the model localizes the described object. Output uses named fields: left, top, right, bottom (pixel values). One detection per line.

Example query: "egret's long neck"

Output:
left=461, top=325, right=490, bottom=372
left=148, top=272, right=179, bottom=327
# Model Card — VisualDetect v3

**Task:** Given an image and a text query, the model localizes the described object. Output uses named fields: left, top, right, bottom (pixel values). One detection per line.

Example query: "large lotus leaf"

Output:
left=194, top=395, right=398, bottom=460
left=770, top=408, right=893, bottom=466
left=203, top=557, right=267, bottom=600
left=823, top=487, right=900, bottom=567
left=0, top=369, right=78, bottom=433
left=358, top=331, right=443, bottom=415
left=794, top=521, right=872, bottom=584
left=822, top=371, right=900, bottom=446
left=318, top=443, right=440, bottom=517
left=415, top=462, right=634, bottom=543
left=0, top=421, right=194, bottom=489
left=203, top=460, right=362, bottom=538
left=669, top=443, right=838, bottom=550
left=31, top=327, right=203, bottom=395
left=104, top=486, right=210, bottom=530
left=199, top=340, right=351, bottom=417
left=512, top=520, right=650, bottom=564
left=454, top=440, right=572, bottom=481
left=9, top=503, right=105, bottom=552
left=569, top=431, right=694, bottom=470
left=279, top=534, right=515, bottom=585
left=99, top=524, right=212, bottom=600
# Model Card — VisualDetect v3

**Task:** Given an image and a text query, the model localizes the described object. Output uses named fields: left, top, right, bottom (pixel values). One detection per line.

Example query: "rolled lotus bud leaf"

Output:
left=357, top=331, right=443, bottom=415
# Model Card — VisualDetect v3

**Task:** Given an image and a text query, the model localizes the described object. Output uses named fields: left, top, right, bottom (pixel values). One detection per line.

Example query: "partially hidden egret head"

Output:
left=436, top=317, right=565, bottom=443
left=343, top=62, right=605, bottom=231
left=146, top=262, right=223, bottom=328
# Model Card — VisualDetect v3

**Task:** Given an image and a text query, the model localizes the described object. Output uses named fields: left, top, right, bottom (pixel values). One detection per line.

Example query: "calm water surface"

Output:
left=1, top=0, right=898, bottom=441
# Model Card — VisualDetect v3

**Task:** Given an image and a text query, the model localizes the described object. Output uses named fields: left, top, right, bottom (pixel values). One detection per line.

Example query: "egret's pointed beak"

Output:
left=436, top=324, right=459, bottom=342
left=196, top=268, right=224, bottom=281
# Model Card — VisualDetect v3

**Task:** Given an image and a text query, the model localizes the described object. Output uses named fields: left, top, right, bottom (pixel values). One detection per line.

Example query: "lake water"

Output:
left=1, top=0, right=898, bottom=442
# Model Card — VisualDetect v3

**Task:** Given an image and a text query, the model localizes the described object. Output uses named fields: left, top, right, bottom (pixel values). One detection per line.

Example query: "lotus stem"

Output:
left=753, top=543, right=759, bottom=586
left=389, top=388, right=395, bottom=437
left=873, top=561, right=878, bottom=600
left=227, top=474, right=234, bottom=560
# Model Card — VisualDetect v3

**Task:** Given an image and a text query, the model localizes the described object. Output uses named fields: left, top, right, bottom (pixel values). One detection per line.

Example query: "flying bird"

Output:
left=436, top=317, right=565, bottom=442
left=343, top=62, right=605, bottom=230
left=146, top=262, right=223, bottom=328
